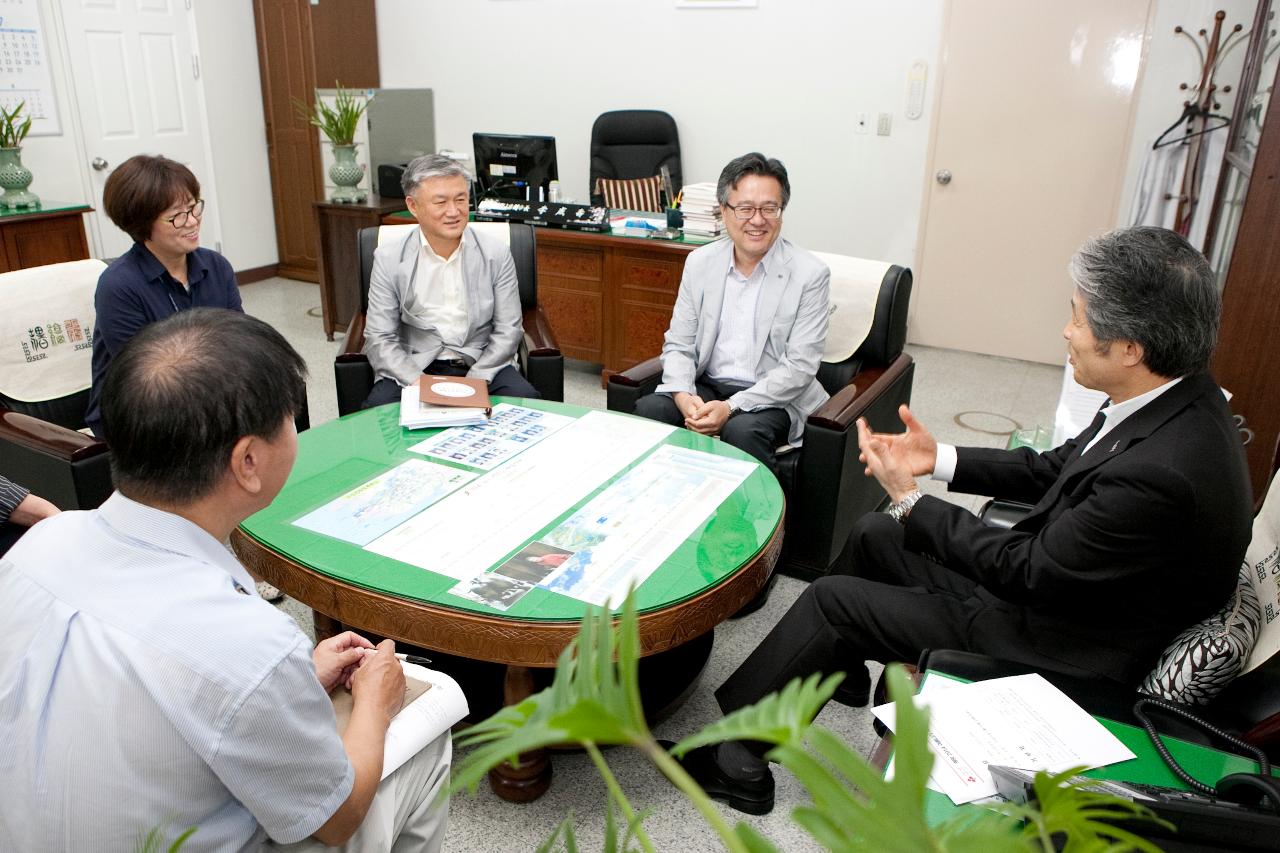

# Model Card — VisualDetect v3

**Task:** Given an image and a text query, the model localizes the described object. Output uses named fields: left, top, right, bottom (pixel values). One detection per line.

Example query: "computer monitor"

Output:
left=472, top=133, right=558, bottom=201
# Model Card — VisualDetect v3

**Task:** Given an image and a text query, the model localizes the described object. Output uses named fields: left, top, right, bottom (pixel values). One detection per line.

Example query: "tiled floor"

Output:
left=239, top=276, right=1065, bottom=852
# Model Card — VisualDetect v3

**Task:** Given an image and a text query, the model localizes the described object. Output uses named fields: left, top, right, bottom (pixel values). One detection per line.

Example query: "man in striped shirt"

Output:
left=0, top=309, right=450, bottom=852
left=0, top=474, right=58, bottom=556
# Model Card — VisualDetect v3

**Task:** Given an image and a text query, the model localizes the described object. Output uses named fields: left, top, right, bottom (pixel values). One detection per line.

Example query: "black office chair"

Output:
left=335, top=222, right=564, bottom=417
left=589, top=110, right=682, bottom=206
left=607, top=255, right=914, bottom=580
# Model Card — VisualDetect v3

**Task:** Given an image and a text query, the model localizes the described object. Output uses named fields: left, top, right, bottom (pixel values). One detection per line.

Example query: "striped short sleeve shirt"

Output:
left=0, top=493, right=354, bottom=851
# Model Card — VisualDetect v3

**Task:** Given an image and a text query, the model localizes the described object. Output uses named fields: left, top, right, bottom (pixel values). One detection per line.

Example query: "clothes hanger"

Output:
left=1153, top=102, right=1232, bottom=149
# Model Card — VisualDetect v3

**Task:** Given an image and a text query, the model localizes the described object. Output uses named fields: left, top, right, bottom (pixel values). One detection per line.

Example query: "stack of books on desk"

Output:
left=679, top=183, right=723, bottom=238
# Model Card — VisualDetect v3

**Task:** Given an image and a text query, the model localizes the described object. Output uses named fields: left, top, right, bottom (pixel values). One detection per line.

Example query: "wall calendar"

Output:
left=0, top=0, right=60, bottom=136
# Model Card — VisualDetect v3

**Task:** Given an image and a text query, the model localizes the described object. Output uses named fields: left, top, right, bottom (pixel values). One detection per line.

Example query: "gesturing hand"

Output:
left=856, top=404, right=937, bottom=503
left=312, top=631, right=376, bottom=694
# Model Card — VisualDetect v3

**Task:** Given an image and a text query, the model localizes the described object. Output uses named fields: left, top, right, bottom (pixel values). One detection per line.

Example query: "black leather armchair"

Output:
left=589, top=110, right=682, bottom=205
left=0, top=403, right=112, bottom=512
left=334, top=222, right=564, bottom=417
left=607, top=258, right=914, bottom=580
left=0, top=259, right=112, bottom=511
left=920, top=438, right=1280, bottom=761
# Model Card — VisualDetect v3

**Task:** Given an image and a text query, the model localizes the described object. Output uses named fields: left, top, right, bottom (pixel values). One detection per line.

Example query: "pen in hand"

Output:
left=358, top=648, right=432, bottom=666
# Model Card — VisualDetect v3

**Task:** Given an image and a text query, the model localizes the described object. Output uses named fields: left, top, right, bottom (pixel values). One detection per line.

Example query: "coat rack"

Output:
left=1161, top=10, right=1250, bottom=233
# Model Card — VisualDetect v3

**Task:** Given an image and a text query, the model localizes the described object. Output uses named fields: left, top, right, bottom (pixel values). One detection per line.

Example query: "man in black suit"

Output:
left=680, top=226, right=1252, bottom=815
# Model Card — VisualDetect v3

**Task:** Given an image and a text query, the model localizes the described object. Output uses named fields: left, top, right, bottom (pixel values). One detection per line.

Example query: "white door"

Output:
left=57, top=0, right=220, bottom=260
left=912, top=0, right=1151, bottom=364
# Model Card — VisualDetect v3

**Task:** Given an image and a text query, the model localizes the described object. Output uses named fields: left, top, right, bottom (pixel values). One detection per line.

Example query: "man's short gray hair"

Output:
left=716, top=152, right=791, bottom=209
left=401, top=154, right=472, bottom=196
left=1068, top=226, right=1220, bottom=378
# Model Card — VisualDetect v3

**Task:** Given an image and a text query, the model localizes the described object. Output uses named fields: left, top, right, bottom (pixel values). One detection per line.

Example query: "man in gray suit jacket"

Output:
left=361, top=154, right=539, bottom=408
left=634, top=153, right=829, bottom=470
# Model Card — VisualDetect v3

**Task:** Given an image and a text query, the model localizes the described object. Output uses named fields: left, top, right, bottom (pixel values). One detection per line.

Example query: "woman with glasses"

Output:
left=86, top=154, right=240, bottom=439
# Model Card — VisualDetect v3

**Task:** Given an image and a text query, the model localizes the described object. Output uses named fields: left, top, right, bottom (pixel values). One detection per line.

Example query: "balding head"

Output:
left=101, top=308, right=307, bottom=505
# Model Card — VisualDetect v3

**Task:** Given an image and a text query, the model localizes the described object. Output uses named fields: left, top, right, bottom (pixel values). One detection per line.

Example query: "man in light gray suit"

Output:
left=634, top=152, right=829, bottom=470
left=361, top=154, right=539, bottom=408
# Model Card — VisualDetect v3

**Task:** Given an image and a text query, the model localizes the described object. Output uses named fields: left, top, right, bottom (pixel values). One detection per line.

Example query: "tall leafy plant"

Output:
left=294, top=85, right=365, bottom=146
left=452, top=592, right=1171, bottom=852
left=0, top=101, right=32, bottom=148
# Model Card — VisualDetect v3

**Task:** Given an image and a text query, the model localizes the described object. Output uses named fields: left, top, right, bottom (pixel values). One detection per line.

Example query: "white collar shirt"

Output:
left=706, top=243, right=777, bottom=385
left=1081, top=375, right=1183, bottom=455
left=411, top=228, right=470, bottom=360
left=0, top=492, right=354, bottom=852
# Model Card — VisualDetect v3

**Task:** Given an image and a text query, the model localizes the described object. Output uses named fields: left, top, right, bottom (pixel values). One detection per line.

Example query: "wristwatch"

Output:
left=888, top=489, right=924, bottom=524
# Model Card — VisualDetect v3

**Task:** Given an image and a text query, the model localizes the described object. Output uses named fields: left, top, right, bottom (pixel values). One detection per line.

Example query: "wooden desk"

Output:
left=379, top=211, right=709, bottom=375
left=314, top=195, right=406, bottom=340
left=0, top=202, right=91, bottom=272
left=533, top=228, right=702, bottom=375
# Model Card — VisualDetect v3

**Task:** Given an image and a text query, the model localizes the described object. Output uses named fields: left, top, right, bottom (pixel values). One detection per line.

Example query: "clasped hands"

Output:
left=313, top=631, right=406, bottom=722
left=674, top=391, right=732, bottom=435
left=856, top=404, right=937, bottom=505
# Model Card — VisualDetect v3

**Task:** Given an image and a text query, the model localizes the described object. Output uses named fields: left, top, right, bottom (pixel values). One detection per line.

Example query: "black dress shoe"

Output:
left=661, top=740, right=775, bottom=815
left=830, top=664, right=872, bottom=707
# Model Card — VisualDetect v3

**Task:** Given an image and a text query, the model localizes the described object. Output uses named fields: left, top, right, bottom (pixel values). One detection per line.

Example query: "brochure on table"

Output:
left=293, top=459, right=477, bottom=546
left=367, top=411, right=675, bottom=584
left=408, top=403, right=575, bottom=471
left=290, top=409, right=763, bottom=610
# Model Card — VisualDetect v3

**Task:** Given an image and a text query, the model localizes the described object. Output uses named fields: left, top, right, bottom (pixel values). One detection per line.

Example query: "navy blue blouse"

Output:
left=86, top=243, right=242, bottom=436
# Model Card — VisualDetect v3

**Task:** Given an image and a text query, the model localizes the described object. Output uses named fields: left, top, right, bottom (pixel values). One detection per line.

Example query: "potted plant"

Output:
left=296, top=85, right=367, bottom=203
left=452, top=592, right=1170, bottom=852
left=0, top=100, right=37, bottom=209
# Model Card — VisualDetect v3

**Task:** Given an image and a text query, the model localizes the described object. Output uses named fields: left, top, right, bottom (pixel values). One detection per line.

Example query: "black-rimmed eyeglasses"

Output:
left=723, top=202, right=782, bottom=221
left=163, top=199, right=205, bottom=229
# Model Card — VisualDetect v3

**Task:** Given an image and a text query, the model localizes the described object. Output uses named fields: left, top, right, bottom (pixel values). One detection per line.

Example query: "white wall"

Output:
left=376, top=0, right=945, bottom=267
left=22, top=1, right=90, bottom=208
left=1118, top=0, right=1257, bottom=226
left=192, top=0, right=277, bottom=270
left=21, top=0, right=277, bottom=271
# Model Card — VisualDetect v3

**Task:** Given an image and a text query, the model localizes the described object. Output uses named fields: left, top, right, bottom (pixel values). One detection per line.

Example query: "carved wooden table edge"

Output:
left=230, top=516, right=783, bottom=666
left=230, top=500, right=784, bottom=803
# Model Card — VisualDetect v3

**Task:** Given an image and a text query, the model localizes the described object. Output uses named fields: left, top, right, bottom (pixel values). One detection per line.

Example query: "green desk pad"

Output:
left=239, top=399, right=784, bottom=622
left=906, top=673, right=1271, bottom=825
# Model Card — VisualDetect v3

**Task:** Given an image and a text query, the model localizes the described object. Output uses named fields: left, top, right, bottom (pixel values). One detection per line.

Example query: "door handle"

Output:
left=935, top=169, right=952, bottom=185
left=92, top=157, right=109, bottom=171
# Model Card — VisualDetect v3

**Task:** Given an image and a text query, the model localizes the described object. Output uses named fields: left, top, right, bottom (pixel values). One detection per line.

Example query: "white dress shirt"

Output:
left=931, top=377, right=1183, bottom=481
left=705, top=251, right=769, bottom=386
left=411, top=229, right=470, bottom=359
left=0, top=493, right=354, bottom=852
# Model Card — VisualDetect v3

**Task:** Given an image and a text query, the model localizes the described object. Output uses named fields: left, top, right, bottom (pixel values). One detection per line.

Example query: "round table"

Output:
left=231, top=399, right=785, bottom=799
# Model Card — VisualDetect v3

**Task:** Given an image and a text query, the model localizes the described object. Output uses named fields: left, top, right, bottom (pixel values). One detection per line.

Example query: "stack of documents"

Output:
left=873, top=673, right=1135, bottom=805
left=331, top=662, right=469, bottom=780
left=679, top=182, right=723, bottom=237
left=400, top=384, right=489, bottom=429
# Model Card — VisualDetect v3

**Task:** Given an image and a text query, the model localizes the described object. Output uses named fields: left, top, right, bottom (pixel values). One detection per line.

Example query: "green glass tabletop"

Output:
left=239, top=399, right=784, bottom=622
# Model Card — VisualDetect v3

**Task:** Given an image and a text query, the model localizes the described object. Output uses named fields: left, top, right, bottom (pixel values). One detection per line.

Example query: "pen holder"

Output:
left=666, top=207, right=684, bottom=229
